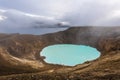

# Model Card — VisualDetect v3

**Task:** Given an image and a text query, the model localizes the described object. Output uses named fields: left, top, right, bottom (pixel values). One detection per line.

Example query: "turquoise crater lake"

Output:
left=41, top=44, right=100, bottom=66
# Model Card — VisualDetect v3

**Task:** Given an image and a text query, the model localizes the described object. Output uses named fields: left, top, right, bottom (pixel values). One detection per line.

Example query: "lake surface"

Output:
left=41, top=44, right=100, bottom=66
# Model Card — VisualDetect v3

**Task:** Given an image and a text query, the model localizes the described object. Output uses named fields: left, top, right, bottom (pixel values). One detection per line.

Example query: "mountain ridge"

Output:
left=0, top=27, right=120, bottom=80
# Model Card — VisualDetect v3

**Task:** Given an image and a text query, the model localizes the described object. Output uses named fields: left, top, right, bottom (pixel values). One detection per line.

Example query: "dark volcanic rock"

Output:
left=0, top=27, right=120, bottom=80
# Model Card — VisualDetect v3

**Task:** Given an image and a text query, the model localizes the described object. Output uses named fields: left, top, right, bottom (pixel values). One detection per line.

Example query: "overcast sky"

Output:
left=0, top=0, right=120, bottom=34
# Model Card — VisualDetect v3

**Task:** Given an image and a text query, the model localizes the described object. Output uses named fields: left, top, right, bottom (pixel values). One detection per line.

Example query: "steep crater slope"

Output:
left=0, top=27, right=120, bottom=79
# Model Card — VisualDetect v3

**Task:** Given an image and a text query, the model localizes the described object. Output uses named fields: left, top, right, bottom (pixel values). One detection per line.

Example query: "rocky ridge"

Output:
left=0, top=27, right=120, bottom=80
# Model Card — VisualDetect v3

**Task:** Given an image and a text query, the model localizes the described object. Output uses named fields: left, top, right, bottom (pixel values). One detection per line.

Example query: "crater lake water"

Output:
left=41, top=44, right=100, bottom=66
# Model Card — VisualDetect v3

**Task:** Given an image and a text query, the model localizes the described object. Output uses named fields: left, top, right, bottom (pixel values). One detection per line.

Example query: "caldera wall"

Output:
left=0, top=27, right=120, bottom=74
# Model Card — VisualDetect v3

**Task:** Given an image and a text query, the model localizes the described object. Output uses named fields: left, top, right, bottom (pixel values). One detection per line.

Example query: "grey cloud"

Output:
left=0, top=0, right=120, bottom=26
left=61, top=0, right=120, bottom=26
left=0, top=0, right=120, bottom=34
left=0, top=9, right=69, bottom=34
